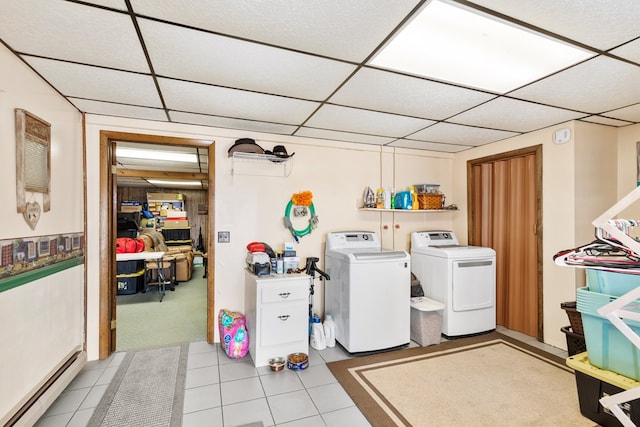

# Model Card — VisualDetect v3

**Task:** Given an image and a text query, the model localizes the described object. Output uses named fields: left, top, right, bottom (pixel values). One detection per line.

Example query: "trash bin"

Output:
left=410, top=297, right=445, bottom=346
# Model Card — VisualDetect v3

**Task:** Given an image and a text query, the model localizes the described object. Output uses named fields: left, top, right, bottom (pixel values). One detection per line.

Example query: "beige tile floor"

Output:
left=34, top=325, right=568, bottom=427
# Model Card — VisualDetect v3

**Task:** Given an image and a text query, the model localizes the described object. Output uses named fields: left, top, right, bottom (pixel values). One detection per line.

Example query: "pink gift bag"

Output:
left=218, top=309, right=249, bottom=359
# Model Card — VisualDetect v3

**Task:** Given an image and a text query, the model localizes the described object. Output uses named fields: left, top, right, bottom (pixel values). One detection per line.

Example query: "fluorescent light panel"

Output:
left=370, top=0, right=595, bottom=93
left=116, top=147, right=197, bottom=163
left=146, top=179, right=202, bottom=186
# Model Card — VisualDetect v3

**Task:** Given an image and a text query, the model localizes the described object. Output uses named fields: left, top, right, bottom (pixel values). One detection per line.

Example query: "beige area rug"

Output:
left=89, top=344, right=188, bottom=426
left=327, top=332, right=594, bottom=427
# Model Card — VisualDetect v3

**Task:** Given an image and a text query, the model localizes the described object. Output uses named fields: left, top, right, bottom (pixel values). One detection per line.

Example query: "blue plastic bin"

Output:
left=576, top=287, right=640, bottom=381
left=586, top=268, right=640, bottom=296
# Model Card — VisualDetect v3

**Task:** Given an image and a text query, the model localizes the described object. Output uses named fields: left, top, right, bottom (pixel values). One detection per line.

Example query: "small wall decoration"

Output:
left=15, top=109, right=51, bottom=230
left=283, top=191, right=319, bottom=242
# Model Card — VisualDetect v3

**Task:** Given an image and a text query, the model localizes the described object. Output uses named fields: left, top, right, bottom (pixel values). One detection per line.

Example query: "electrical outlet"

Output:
left=218, top=231, right=230, bottom=243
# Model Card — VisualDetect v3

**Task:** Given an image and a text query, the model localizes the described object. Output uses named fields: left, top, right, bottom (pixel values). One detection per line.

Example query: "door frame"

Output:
left=466, top=145, right=543, bottom=340
left=98, top=131, right=215, bottom=358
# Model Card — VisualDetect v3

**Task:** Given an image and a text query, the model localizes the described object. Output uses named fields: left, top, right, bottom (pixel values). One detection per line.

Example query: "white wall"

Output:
left=84, top=115, right=456, bottom=359
left=0, top=45, right=84, bottom=422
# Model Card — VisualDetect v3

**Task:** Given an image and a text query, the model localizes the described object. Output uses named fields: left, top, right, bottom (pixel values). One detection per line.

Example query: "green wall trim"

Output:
left=0, top=257, right=84, bottom=293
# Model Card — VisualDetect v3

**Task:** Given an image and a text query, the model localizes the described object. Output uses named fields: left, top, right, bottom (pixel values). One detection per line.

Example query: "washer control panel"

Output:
left=326, top=232, right=380, bottom=250
left=411, top=231, right=460, bottom=248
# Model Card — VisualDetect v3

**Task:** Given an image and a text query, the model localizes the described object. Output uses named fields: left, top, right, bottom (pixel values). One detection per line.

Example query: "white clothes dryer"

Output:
left=411, top=231, right=496, bottom=338
left=325, top=231, right=410, bottom=353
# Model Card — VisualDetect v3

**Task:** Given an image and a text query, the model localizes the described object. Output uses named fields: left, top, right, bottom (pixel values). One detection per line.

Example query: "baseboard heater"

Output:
left=3, top=349, right=87, bottom=427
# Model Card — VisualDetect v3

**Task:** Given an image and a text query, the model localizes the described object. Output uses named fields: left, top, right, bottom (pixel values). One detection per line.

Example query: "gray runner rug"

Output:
left=89, top=344, right=189, bottom=427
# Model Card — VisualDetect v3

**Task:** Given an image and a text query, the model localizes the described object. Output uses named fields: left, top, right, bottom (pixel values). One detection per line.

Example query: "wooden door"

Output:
left=467, top=146, right=542, bottom=339
left=98, top=131, right=215, bottom=359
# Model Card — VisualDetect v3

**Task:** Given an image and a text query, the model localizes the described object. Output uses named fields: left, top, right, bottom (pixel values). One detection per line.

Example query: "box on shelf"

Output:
left=586, top=268, right=640, bottom=297
left=410, top=297, right=444, bottom=346
left=116, top=269, right=145, bottom=295
left=164, top=219, right=189, bottom=228
left=283, top=256, right=299, bottom=272
left=120, top=205, right=142, bottom=213
left=166, top=210, right=187, bottom=219
left=561, top=326, right=586, bottom=356
left=567, top=352, right=640, bottom=427
left=577, top=287, right=640, bottom=380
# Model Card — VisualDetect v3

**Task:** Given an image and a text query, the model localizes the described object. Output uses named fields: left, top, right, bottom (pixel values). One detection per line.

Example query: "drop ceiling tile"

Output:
left=305, top=105, right=434, bottom=138
left=579, top=116, right=634, bottom=127
left=449, top=97, right=585, bottom=133
left=0, top=0, right=148, bottom=72
left=510, top=56, right=640, bottom=114
left=603, top=103, right=640, bottom=123
left=390, top=139, right=472, bottom=153
left=69, top=98, right=168, bottom=122
left=294, top=127, right=396, bottom=145
left=330, top=67, right=495, bottom=120
left=169, top=111, right=298, bottom=135
left=468, top=0, right=640, bottom=51
left=409, top=122, right=519, bottom=146
left=159, top=78, right=319, bottom=124
left=130, top=0, right=421, bottom=62
left=610, top=39, right=640, bottom=64
left=138, top=19, right=356, bottom=101
left=23, top=57, right=162, bottom=107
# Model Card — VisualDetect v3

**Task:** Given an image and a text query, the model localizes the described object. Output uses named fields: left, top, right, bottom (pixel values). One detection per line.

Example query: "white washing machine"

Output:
left=411, top=231, right=496, bottom=338
left=325, top=231, right=410, bottom=354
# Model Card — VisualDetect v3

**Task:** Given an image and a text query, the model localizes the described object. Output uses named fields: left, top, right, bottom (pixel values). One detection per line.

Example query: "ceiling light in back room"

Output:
left=369, top=0, right=595, bottom=94
left=116, top=147, right=197, bottom=163
left=147, top=179, right=202, bottom=187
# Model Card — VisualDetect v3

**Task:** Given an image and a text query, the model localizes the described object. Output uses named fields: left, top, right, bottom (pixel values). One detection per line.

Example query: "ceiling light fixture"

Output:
left=116, top=147, right=197, bottom=163
left=369, top=0, right=595, bottom=94
left=146, top=179, right=202, bottom=186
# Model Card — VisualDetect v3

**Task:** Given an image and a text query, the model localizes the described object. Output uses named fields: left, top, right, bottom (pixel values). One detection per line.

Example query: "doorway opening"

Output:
left=98, top=131, right=215, bottom=358
left=467, top=145, right=543, bottom=340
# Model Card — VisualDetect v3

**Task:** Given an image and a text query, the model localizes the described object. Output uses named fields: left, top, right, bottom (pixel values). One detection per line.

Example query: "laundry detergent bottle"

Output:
left=310, top=314, right=326, bottom=350
left=323, top=314, right=336, bottom=348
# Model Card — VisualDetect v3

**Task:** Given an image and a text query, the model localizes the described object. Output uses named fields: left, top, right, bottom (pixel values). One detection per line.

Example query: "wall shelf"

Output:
left=358, top=208, right=457, bottom=213
left=231, top=152, right=292, bottom=177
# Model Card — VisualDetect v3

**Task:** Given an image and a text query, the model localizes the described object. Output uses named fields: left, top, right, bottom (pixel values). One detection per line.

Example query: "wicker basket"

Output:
left=417, top=193, right=443, bottom=210
left=561, top=326, right=587, bottom=356
left=561, top=301, right=583, bottom=336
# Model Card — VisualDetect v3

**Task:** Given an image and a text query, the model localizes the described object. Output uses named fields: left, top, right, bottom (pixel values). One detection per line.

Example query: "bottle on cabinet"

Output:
left=376, top=188, right=385, bottom=209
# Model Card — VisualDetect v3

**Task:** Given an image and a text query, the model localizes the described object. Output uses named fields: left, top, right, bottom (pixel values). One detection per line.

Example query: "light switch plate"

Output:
left=218, top=231, right=230, bottom=243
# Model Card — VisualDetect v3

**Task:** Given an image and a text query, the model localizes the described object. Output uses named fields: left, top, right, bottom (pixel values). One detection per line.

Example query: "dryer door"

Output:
left=451, top=258, right=495, bottom=311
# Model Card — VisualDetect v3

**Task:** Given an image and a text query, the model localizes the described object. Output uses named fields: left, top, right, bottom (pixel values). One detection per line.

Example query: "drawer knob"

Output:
left=278, top=292, right=291, bottom=298
left=278, top=315, right=290, bottom=321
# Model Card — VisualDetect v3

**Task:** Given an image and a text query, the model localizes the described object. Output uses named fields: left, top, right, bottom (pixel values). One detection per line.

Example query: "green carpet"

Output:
left=116, top=266, right=207, bottom=351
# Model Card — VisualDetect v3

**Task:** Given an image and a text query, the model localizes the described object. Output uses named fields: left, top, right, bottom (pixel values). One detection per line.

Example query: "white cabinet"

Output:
left=244, top=271, right=309, bottom=367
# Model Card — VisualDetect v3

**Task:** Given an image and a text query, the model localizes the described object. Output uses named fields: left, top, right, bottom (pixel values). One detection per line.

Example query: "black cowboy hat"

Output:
left=227, top=138, right=265, bottom=157
left=265, top=144, right=295, bottom=160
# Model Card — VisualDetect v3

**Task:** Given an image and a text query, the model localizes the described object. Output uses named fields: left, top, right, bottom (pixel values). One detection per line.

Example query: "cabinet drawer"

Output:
left=261, top=303, right=308, bottom=347
left=261, top=284, right=308, bottom=304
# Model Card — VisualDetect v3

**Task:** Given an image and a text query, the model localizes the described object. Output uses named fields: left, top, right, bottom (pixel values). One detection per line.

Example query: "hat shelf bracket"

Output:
left=231, top=152, right=292, bottom=177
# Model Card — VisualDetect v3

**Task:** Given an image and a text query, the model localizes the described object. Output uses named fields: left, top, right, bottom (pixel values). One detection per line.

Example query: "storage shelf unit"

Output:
left=231, top=152, right=292, bottom=177
left=147, top=192, right=185, bottom=229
